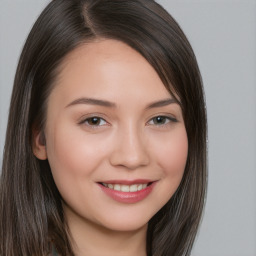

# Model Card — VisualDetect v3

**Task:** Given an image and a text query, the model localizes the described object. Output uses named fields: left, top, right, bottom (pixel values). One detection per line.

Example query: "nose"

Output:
left=109, top=125, right=150, bottom=170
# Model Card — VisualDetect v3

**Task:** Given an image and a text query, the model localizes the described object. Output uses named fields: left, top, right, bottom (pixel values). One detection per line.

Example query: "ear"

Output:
left=32, top=129, right=47, bottom=160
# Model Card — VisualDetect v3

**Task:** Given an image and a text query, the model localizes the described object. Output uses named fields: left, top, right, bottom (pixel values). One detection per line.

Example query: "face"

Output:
left=34, top=39, right=188, bottom=232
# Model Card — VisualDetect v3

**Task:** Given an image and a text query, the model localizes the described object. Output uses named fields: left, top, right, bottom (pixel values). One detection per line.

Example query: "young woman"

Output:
left=0, top=0, right=207, bottom=255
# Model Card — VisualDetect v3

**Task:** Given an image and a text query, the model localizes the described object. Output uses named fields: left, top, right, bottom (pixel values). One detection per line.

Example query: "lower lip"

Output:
left=99, top=182, right=156, bottom=204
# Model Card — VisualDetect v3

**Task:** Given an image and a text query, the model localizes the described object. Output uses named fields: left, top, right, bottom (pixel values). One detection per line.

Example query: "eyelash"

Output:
left=79, top=116, right=108, bottom=127
left=79, top=115, right=177, bottom=128
left=147, top=115, right=177, bottom=126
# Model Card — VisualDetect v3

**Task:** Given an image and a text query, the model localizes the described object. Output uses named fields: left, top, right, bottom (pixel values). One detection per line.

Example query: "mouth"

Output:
left=97, top=180, right=156, bottom=203
left=99, top=182, right=153, bottom=192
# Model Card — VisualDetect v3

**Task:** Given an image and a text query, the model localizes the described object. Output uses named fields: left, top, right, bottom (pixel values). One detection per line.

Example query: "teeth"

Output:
left=137, top=184, right=142, bottom=191
left=102, top=183, right=149, bottom=192
left=114, top=184, right=121, bottom=191
left=129, top=184, right=137, bottom=192
left=121, top=185, right=130, bottom=192
left=108, top=184, right=114, bottom=189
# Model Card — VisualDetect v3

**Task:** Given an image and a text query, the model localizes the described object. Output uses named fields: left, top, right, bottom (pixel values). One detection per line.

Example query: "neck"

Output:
left=64, top=205, right=147, bottom=256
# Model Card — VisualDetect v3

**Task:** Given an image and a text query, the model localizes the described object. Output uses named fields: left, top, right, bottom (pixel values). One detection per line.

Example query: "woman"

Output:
left=0, top=0, right=207, bottom=255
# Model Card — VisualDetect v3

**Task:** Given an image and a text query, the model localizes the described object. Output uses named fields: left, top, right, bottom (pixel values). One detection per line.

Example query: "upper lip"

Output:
left=98, top=179, right=155, bottom=185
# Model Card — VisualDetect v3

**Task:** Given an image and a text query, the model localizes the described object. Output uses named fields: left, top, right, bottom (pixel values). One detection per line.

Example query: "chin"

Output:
left=91, top=208, right=155, bottom=233
left=102, top=219, right=148, bottom=232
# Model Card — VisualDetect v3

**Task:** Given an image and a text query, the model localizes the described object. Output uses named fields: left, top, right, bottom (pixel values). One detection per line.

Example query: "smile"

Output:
left=98, top=180, right=156, bottom=204
left=101, top=183, right=148, bottom=192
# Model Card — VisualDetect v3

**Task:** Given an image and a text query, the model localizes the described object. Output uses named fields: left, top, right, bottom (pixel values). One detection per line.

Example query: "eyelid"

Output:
left=77, top=114, right=109, bottom=127
left=76, top=113, right=178, bottom=128
left=147, top=114, right=178, bottom=126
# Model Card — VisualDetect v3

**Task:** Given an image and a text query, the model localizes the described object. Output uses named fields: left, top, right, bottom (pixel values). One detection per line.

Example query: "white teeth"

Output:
left=114, top=184, right=121, bottom=191
left=121, top=185, right=130, bottom=192
left=108, top=184, right=114, bottom=189
left=129, top=184, right=138, bottom=192
left=102, top=183, right=149, bottom=192
left=137, top=184, right=143, bottom=191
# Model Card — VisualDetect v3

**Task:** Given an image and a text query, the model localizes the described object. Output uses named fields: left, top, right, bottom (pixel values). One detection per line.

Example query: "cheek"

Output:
left=45, top=124, right=108, bottom=193
left=46, top=123, right=107, bottom=169
left=150, top=127, right=188, bottom=199
left=156, top=127, right=188, bottom=175
left=162, top=136, right=188, bottom=177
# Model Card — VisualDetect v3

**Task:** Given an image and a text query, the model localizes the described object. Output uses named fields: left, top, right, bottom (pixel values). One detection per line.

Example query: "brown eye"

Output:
left=84, top=117, right=107, bottom=126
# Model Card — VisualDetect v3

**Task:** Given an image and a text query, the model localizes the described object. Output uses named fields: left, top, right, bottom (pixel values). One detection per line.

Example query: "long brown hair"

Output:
left=0, top=0, right=207, bottom=255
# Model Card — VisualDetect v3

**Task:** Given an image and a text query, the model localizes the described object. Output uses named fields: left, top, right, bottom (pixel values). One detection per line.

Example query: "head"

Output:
left=0, top=0, right=207, bottom=256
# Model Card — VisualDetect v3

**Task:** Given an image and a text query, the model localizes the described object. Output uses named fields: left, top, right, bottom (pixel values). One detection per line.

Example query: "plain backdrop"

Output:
left=0, top=1, right=255, bottom=255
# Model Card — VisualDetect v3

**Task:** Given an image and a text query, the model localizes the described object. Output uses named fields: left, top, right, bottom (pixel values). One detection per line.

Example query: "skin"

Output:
left=33, top=39, right=188, bottom=256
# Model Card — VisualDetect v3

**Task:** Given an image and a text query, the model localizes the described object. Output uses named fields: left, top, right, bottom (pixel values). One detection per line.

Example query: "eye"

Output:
left=82, top=117, right=107, bottom=126
left=148, top=115, right=177, bottom=126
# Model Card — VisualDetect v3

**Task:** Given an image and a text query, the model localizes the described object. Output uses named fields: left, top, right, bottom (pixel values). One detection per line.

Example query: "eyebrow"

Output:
left=66, top=98, right=116, bottom=108
left=146, top=98, right=179, bottom=109
left=66, top=97, right=178, bottom=109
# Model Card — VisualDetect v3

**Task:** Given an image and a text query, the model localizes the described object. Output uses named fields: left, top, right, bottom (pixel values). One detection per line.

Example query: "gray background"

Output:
left=0, top=0, right=255, bottom=255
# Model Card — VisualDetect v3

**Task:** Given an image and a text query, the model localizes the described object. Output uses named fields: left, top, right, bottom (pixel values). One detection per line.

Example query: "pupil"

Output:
left=155, top=116, right=165, bottom=124
left=89, top=117, right=100, bottom=125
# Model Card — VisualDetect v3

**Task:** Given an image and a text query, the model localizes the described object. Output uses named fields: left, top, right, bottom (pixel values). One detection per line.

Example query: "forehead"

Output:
left=50, top=39, right=173, bottom=106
